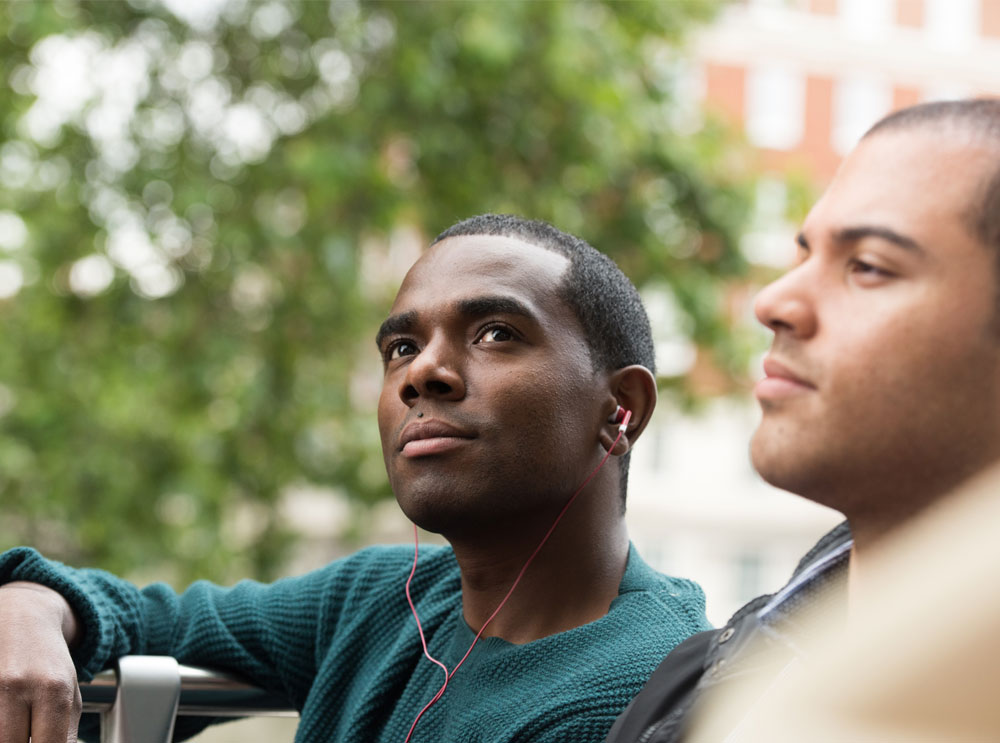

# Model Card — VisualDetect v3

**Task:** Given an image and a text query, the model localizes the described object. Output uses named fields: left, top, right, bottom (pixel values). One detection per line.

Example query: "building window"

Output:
left=925, top=0, right=979, bottom=49
left=839, top=0, right=892, bottom=40
left=745, top=64, right=805, bottom=150
left=832, top=76, right=891, bottom=155
left=741, top=179, right=794, bottom=268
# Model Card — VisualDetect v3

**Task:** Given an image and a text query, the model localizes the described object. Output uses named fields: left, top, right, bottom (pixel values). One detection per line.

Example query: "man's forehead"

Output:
left=803, top=130, right=994, bottom=239
left=391, top=233, right=571, bottom=310
left=425, top=233, right=568, bottom=276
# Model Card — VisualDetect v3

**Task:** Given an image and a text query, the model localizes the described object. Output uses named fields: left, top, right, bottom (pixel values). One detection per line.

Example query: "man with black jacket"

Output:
left=607, top=98, right=1000, bottom=742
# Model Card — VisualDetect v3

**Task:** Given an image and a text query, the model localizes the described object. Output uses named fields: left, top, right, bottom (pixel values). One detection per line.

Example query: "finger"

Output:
left=0, top=696, right=30, bottom=743
left=27, top=679, right=81, bottom=743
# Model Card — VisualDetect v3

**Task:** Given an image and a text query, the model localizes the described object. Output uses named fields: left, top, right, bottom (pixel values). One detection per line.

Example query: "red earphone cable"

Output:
left=402, top=411, right=631, bottom=741
left=403, top=537, right=451, bottom=727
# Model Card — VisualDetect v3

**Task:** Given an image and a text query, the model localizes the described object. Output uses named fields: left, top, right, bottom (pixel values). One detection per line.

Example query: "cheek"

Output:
left=826, top=329, right=921, bottom=421
left=487, top=364, right=596, bottom=445
left=827, top=304, right=995, bottom=425
left=376, top=386, right=398, bottom=455
left=492, top=371, right=560, bottom=438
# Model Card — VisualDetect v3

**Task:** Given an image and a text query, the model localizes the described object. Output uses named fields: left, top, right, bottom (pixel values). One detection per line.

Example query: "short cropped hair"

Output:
left=864, top=99, right=1000, bottom=265
left=433, top=214, right=655, bottom=504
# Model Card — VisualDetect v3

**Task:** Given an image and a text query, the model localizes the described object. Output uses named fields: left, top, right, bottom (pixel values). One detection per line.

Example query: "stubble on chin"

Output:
left=749, top=417, right=815, bottom=495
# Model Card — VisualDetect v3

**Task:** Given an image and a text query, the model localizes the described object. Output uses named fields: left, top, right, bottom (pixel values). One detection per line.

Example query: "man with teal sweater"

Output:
left=0, top=214, right=708, bottom=742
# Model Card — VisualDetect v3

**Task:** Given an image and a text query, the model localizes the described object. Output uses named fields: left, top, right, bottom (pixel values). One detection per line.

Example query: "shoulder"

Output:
left=482, top=621, right=710, bottom=743
left=307, top=543, right=456, bottom=582
left=605, top=524, right=855, bottom=743
left=498, top=550, right=710, bottom=723
left=267, top=544, right=459, bottom=606
left=611, top=544, right=710, bottom=637
left=308, top=543, right=462, bottom=607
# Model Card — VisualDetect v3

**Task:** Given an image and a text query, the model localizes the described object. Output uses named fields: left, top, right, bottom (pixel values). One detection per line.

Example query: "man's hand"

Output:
left=0, top=582, right=82, bottom=743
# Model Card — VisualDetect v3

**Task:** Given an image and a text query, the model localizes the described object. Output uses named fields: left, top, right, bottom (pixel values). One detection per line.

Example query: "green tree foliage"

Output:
left=0, top=0, right=752, bottom=583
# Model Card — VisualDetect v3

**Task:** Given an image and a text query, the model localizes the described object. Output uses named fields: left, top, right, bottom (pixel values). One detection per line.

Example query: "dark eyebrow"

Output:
left=456, top=295, right=536, bottom=321
left=831, top=225, right=925, bottom=254
left=375, top=310, right=417, bottom=350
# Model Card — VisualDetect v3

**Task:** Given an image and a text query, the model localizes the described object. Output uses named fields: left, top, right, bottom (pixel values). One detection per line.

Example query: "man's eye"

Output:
left=849, top=259, right=893, bottom=278
left=476, top=326, right=514, bottom=344
left=387, top=341, right=418, bottom=360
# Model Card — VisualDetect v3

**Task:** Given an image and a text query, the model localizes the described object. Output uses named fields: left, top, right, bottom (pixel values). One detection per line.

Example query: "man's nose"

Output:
left=398, top=336, right=466, bottom=405
left=753, top=265, right=818, bottom=339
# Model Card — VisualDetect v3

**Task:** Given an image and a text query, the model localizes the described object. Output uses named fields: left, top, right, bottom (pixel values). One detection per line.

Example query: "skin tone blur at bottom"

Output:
left=3, top=126, right=1000, bottom=741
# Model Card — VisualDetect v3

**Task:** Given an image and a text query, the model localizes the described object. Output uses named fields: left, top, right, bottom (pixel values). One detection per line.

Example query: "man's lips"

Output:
left=398, top=419, right=476, bottom=457
left=756, top=357, right=816, bottom=399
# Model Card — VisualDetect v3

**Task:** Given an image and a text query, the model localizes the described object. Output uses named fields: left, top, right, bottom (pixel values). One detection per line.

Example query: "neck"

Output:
left=446, top=491, right=630, bottom=645
left=848, top=459, right=1000, bottom=622
left=843, top=470, right=985, bottom=612
left=843, top=496, right=929, bottom=612
left=840, top=444, right=1000, bottom=555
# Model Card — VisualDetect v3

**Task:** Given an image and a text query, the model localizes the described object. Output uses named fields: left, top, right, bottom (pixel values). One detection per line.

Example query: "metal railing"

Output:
left=80, top=655, right=297, bottom=743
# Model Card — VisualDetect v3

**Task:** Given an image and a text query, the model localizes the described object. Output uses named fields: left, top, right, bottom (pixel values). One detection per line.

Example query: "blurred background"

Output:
left=1, top=0, right=998, bottom=738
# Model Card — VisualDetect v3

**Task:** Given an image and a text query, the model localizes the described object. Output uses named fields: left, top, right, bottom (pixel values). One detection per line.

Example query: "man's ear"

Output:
left=599, top=365, right=657, bottom=456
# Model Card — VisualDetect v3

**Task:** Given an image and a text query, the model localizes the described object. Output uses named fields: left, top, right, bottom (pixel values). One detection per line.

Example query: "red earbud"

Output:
left=609, top=405, right=631, bottom=433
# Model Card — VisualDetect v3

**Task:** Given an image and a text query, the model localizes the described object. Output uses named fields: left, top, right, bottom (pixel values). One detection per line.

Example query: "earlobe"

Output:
left=598, top=424, right=630, bottom=456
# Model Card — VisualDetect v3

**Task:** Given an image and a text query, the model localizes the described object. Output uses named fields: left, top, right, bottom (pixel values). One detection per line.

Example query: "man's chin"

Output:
left=751, top=436, right=852, bottom=516
left=750, top=427, right=807, bottom=492
left=393, top=486, right=478, bottom=536
left=748, top=427, right=774, bottom=478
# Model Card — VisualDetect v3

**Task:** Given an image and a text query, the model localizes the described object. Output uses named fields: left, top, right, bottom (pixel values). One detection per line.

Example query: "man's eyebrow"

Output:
left=375, top=310, right=417, bottom=349
left=831, top=225, right=925, bottom=254
left=456, top=295, right=536, bottom=321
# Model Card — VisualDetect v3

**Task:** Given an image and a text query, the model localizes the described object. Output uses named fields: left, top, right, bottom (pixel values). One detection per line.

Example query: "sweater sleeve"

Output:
left=0, top=546, right=345, bottom=705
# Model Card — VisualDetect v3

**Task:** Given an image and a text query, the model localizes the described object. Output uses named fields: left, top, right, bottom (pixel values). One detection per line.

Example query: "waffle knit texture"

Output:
left=0, top=543, right=709, bottom=742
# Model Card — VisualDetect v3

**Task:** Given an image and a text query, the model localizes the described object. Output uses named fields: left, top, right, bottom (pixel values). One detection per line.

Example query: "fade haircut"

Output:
left=433, top=214, right=656, bottom=505
left=864, top=99, right=1000, bottom=278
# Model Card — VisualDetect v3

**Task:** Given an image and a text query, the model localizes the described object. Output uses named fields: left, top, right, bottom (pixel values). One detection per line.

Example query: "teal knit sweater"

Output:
left=0, top=543, right=708, bottom=742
